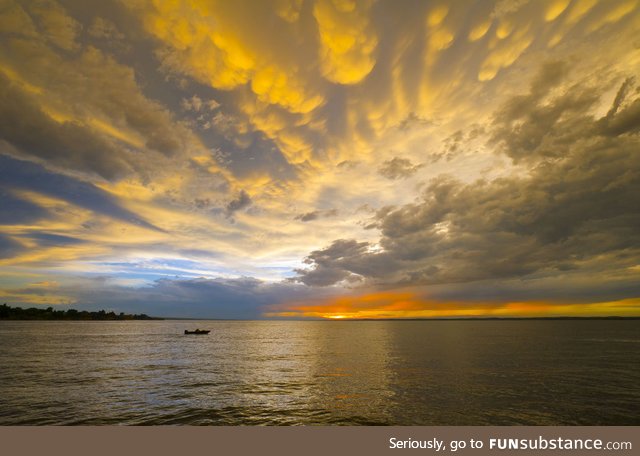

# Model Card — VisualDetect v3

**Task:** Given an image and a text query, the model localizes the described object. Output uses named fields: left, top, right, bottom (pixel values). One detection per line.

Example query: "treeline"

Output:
left=0, top=303, right=161, bottom=320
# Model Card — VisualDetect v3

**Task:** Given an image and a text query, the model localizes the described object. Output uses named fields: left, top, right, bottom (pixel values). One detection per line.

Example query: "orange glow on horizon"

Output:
left=264, top=291, right=640, bottom=319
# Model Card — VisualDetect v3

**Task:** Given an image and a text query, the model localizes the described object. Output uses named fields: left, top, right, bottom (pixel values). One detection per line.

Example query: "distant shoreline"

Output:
left=312, top=316, right=640, bottom=321
left=103, top=316, right=640, bottom=321
left=0, top=304, right=163, bottom=321
left=1, top=302, right=638, bottom=321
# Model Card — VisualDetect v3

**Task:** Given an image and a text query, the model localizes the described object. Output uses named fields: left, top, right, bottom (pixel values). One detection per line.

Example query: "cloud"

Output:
left=0, top=154, right=162, bottom=232
left=294, top=208, right=338, bottom=222
left=0, top=1, right=213, bottom=181
left=135, top=0, right=323, bottom=112
left=1, top=276, right=333, bottom=319
left=295, top=211, right=321, bottom=222
left=2, top=1, right=640, bottom=319
left=489, top=60, right=598, bottom=163
left=0, top=187, right=49, bottom=225
left=598, top=77, right=640, bottom=136
left=225, top=190, right=252, bottom=217
left=88, top=17, right=124, bottom=41
left=295, top=63, right=640, bottom=300
left=313, top=0, right=378, bottom=84
left=118, top=0, right=640, bottom=178
left=0, top=234, right=24, bottom=259
left=181, top=95, right=220, bottom=113
left=478, top=25, right=533, bottom=81
left=86, top=16, right=130, bottom=53
left=125, top=0, right=332, bottom=169
left=24, top=232, right=85, bottom=247
left=378, top=157, right=423, bottom=180
left=27, top=0, right=81, bottom=51
left=294, top=239, right=373, bottom=286
left=0, top=75, right=135, bottom=180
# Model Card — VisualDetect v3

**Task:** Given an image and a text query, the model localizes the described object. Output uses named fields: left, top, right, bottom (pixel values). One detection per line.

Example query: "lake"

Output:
left=0, top=320, right=638, bottom=425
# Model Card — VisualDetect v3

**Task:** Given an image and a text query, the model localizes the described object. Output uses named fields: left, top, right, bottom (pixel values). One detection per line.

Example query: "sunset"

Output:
left=1, top=0, right=639, bottom=433
left=1, top=0, right=638, bottom=320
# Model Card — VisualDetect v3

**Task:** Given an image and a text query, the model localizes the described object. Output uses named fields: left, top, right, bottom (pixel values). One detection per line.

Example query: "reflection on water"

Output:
left=304, top=321, right=394, bottom=424
left=0, top=320, right=638, bottom=425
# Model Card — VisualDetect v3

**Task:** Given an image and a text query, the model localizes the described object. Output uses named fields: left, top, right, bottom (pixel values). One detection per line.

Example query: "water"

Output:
left=0, top=320, right=638, bottom=425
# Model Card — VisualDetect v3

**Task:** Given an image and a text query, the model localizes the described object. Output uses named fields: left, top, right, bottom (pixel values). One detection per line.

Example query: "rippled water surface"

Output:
left=1, top=320, right=638, bottom=425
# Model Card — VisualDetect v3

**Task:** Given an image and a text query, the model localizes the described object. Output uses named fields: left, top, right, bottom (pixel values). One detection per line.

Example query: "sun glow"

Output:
left=266, top=293, right=640, bottom=319
left=1, top=0, right=639, bottom=319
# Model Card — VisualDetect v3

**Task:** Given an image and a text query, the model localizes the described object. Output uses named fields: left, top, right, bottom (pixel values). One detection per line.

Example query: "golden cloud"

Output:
left=137, top=0, right=324, bottom=114
left=313, top=0, right=378, bottom=85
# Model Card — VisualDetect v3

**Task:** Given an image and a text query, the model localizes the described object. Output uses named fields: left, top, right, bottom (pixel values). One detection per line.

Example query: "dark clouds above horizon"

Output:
left=295, top=63, right=640, bottom=290
left=1, top=0, right=639, bottom=318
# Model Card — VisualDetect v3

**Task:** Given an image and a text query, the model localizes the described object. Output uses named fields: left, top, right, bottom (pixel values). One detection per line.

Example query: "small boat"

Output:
left=184, top=329, right=210, bottom=335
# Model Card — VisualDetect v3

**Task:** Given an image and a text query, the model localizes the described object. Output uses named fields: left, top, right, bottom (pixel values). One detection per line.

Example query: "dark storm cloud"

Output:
left=0, top=154, right=162, bottom=231
left=378, top=157, right=423, bottom=180
left=598, top=77, right=640, bottom=137
left=419, top=277, right=640, bottom=307
left=0, top=75, right=132, bottom=180
left=29, top=276, right=331, bottom=319
left=0, top=1, right=209, bottom=183
left=296, top=64, right=640, bottom=293
left=489, top=61, right=601, bottom=163
left=294, top=239, right=392, bottom=286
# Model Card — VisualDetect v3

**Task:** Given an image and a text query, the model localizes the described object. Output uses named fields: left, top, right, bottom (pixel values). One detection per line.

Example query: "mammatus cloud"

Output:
left=313, top=0, right=377, bottom=84
left=1, top=1, right=639, bottom=318
left=122, top=0, right=640, bottom=185
left=296, top=64, right=640, bottom=294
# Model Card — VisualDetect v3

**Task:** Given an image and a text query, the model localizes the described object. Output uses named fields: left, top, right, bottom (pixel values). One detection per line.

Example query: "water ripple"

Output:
left=0, top=320, right=638, bottom=425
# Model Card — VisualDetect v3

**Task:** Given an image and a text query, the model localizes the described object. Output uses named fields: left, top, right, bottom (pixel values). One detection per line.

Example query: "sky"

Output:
left=0, top=0, right=639, bottom=319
